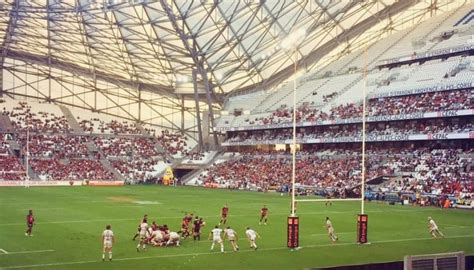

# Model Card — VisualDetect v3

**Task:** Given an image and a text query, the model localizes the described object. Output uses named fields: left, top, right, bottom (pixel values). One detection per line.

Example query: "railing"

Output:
left=404, top=251, right=465, bottom=270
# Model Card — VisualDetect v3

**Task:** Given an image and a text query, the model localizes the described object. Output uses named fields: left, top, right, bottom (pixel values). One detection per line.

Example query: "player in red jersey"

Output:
left=132, top=214, right=148, bottom=241
left=159, top=224, right=169, bottom=234
left=25, top=209, right=35, bottom=236
left=259, top=205, right=269, bottom=225
left=160, top=224, right=170, bottom=242
left=151, top=221, right=158, bottom=231
left=219, top=204, right=229, bottom=226
left=193, top=216, right=205, bottom=241
left=180, top=213, right=193, bottom=238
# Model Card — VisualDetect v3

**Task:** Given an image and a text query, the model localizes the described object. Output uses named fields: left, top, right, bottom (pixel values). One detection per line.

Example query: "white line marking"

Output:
left=0, top=249, right=54, bottom=255
left=296, top=198, right=362, bottom=202
left=0, top=249, right=9, bottom=254
left=311, top=232, right=353, bottom=236
left=440, top=223, right=474, bottom=228
left=0, top=212, right=351, bottom=226
left=15, top=208, right=66, bottom=211
left=2, top=235, right=473, bottom=269
left=309, top=225, right=473, bottom=237
left=0, top=208, right=437, bottom=226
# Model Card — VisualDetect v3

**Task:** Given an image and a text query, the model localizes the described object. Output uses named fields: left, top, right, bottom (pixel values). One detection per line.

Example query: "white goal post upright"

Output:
left=360, top=45, right=369, bottom=215
left=292, top=45, right=371, bottom=244
left=290, top=46, right=297, bottom=218
left=356, top=44, right=370, bottom=244
left=282, top=28, right=306, bottom=218
left=284, top=28, right=306, bottom=249
left=25, top=129, right=30, bottom=188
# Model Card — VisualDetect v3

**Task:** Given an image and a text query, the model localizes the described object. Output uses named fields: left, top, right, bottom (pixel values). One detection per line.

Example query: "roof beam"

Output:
left=76, top=0, right=97, bottom=76
left=1, top=0, right=20, bottom=67
left=230, top=0, right=416, bottom=97
left=3, top=48, right=176, bottom=96
left=213, top=3, right=265, bottom=86
left=139, top=5, right=175, bottom=85
left=160, top=0, right=223, bottom=103
left=107, top=9, right=140, bottom=82
left=160, top=0, right=220, bottom=146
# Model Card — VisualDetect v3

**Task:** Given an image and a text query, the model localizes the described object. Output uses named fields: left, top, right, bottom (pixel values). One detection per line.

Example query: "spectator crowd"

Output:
left=226, top=118, right=473, bottom=144
left=1, top=101, right=194, bottom=182
left=243, top=89, right=471, bottom=126
left=199, top=145, right=472, bottom=197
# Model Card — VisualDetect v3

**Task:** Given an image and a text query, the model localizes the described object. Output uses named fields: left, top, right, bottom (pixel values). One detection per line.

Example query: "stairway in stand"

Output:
left=59, top=106, right=83, bottom=133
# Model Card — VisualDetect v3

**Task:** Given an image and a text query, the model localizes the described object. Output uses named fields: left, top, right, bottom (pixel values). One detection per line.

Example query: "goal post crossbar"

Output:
left=295, top=198, right=362, bottom=202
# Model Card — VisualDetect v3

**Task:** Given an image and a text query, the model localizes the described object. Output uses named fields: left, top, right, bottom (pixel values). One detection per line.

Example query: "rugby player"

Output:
left=25, top=209, right=35, bottom=236
left=193, top=216, right=205, bottom=241
left=136, top=219, right=148, bottom=251
left=325, top=217, right=338, bottom=243
left=259, top=205, right=269, bottom=225
left=245, top=227, right=260, bottom=250
left=219, top=204, right=229, bottom=226
left=428, top=217, right=445, bottom=238
left=209, top=225, right=224, bottom=253
left=132, top=214, right=148, bottom=241
left=224, top=226, right=239, bottom=252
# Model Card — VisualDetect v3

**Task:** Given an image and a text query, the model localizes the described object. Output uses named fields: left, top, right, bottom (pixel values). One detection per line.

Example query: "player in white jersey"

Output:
left=428, top=217, right=445, bottom=238
left=166, top=231, right=181, bottom=247
left=245, top=227, right=260, bottom=250
left=102, top=225, right=114, bottom=261
left=224, top=226, right=239, bottom=252
left=209, top=225, right=224, bottom=253
left=136, top=221, right=148, bottom=251
left=149, top=229, right=164, bottom=247
left=326, top=217, right=338, bottom=243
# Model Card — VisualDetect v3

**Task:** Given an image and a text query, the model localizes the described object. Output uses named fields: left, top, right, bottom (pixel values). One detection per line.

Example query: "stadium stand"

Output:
left=202, top=4, right=474, bottom=202
left=0, top=2, right=472, bottom=197
left=216, top=2, right=474, bottom=130
left=2, top=1, right=474, bottom=269
left=196, top=142, right=472, bottom=197
left=0, top=156, right=25, bottom=180
left=0, top=99, right=195, bottom=182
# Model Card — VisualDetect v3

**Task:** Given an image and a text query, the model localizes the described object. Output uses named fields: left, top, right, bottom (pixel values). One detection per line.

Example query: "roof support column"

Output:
left=196, top=60, right=219, bottom=149
left=138, top=84, right=142, bottom=123
left=0, top=0, right=19, bottom=68
left=180, top=95, right=185, bottom=134
left=1, top=0, right=20, bottom=95
left=192, top=69, right=203, bottom=152
left=160, top=0, right=219, bottom=149
left=47, top=0, right=52, bottom=101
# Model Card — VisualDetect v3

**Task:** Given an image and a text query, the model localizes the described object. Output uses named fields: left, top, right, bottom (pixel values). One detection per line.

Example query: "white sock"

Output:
left=211, top=243, right=214, bottom=250
left=102, top=253, right=105, bottom=259
left=109, top=252, right=112, bottom=259
left=220, top=244, right=224, bottom=252
left=136, top=243, right=140, bottom=248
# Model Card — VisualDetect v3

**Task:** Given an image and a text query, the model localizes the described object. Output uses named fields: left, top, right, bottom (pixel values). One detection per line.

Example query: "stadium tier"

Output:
left=205, top=3, right=474, bottom=201
left=217, top=2, right=473, bottom=130
left=1, top=1, right=474, bottom=269
left=0, top=98, right=195, bottom=182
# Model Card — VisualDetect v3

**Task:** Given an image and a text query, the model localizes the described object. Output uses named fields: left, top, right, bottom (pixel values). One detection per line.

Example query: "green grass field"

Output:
left=0, top=186, right=473, bottom=270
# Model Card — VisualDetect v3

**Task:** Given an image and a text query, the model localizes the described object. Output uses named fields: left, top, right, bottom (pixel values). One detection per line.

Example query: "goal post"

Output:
left=286, top=32, right=372, bottom=249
